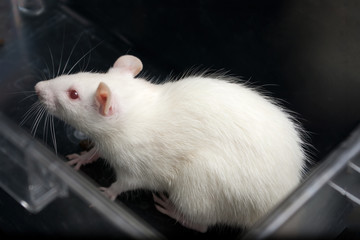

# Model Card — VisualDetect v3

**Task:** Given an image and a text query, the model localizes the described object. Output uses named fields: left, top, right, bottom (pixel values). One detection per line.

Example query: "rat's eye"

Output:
left=68, top=89, right=79, bottom=100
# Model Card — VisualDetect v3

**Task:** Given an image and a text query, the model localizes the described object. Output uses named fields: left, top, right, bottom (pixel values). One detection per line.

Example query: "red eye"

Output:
left=69, top=89, right=79, bottom=100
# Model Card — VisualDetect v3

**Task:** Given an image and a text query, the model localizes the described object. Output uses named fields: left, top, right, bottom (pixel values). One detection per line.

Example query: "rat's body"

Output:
left=35, top=55, right=306, bottom=231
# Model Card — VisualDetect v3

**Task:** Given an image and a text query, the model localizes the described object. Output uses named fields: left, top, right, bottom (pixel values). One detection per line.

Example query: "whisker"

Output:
left=33, top=106, right=46, bottom=134
left=67, top=40, right=103, bottom=75
left=21, top=97, right=58, bottom=154
left=84, top=42, right=92, bottom=72
left=8, top=90, right=36, bottom=95
left=28, top=69, right=41, bottom=81
left=62, top=32, right=84, bottom=75
left=57, top=31, right=66, bottom=77
left=42, top=58, right=52, bottom=80
left=47, top=45, right=56, bottom=79
left=39, top=70, right=48, bottom=81
left=82, top=37, right=93, bottom=72
left=20, top=101, right=42, bottom=126
left=43, top=112, right=50, bottom=141
left=14, top=74, right=37, bottom=82
left=50, top=115, right=58, bottom=155
left=30, top=68, right=47, bottom=81
left=80, top=48, right=86, bottom=72
left=18, top=93, right=38, bottom=103
left=31, top=106, right=45, bottom=136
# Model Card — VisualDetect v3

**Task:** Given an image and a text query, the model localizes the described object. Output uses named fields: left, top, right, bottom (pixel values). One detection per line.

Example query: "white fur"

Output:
left=35, top=62, right=306, bottom=228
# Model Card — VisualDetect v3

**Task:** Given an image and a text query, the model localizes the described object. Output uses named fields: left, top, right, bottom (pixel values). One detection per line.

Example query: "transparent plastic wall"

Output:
left=0, top=113, right=162, bottom=238
left=244, top=124, right=360, bottom=239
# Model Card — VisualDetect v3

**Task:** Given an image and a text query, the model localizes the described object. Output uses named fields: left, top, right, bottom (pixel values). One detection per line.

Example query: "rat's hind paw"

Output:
left=99, top=187, right=118, bottom=201
left=152, top=192, right=208, bottom=233
left=66, top=147, right=99, bottom=170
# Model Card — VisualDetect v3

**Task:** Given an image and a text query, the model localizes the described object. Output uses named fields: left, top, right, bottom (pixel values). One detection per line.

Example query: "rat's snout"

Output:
left=34, top=81, right=57, bottom=113
left=34, top=83, right=43, bottom=100
left=34, top=82, right=42, bottom=94
left=34, top=81, right=48, bottom=101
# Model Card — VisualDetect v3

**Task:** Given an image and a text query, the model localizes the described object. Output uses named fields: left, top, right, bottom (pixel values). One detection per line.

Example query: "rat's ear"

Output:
left=95, top=82, right=114, bottom=116
left=113, top=55, right=143, bottom=77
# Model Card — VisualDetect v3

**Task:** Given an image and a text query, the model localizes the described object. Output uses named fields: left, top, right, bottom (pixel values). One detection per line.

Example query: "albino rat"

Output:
left=35, top=55, right=306, bottom=232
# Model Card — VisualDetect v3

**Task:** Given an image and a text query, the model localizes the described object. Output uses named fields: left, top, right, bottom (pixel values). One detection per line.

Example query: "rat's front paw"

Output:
left=66, top=147, right=99, bottom=170
left=66, top=152, right=87, bottom=170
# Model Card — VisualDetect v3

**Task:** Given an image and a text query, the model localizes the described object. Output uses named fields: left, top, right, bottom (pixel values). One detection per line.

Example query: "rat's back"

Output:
left=153, top=76, right=305, bottom=227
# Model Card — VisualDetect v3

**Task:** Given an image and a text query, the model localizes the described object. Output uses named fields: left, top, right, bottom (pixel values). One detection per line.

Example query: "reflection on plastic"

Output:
left=17, top=0, right=45, bottom=16
left=0, top=113, right=68, bottom=213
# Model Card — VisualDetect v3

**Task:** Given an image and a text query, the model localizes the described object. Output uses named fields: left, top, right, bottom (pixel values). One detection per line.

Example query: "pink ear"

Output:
left=113, top=55, right=143, bottom=77
left=95, top=82, right=113, bottom=116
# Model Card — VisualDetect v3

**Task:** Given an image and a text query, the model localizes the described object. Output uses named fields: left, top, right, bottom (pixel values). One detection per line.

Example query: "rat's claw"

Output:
left=66, top=148, right=100, bottom=170
left=66, top=153, right=80, bottom=160
left=153, top=193, right=177, bottom=219
left=99, top=187, right=118, bottom=201
left=66, top=154, right=84, bottom=170
left=152, top=192, right=208, bottom=233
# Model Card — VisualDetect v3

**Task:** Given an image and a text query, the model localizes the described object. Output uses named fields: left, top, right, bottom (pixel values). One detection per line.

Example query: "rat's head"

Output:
left=34, top=55, right=143, bottom=133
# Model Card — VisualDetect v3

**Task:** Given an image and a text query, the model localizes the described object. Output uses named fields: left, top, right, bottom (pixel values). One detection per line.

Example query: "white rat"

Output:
left=35, top=55, right=306, bottom=232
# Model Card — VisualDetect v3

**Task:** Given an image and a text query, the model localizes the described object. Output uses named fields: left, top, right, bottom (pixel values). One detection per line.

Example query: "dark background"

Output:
left=63, top=0, right=360, bottom=163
